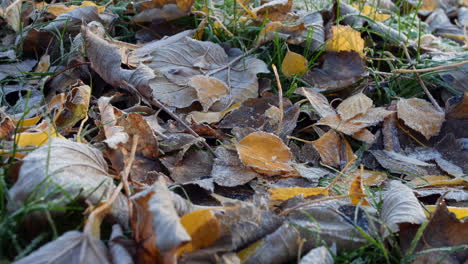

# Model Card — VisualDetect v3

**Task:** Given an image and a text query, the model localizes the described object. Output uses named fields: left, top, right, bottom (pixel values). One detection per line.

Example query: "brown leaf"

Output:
left=161, top=149, right=213, bottom=184
left=133, top=0, right=194, bottom=22
left=211, top=147, right=258, bottom=187
left=189, top=75, right=229, bottom=112
left=397, top=98, right=445, bottom=140
left=252, top=0, right=293, bottom=21
left=400, top=199, right=468, bottom=263
left=296, top=87, right=335, bottom=118
left=349, top=171, right=370, bottom=206
left=311, top=130, right=354, bottom=168
left=236, top=132, right=296, bottom=176
left=337, top=93, right=373, bottom=121
left=304, top=52, right=368, bottom=92
left=447, top=92, right=468, bottom=119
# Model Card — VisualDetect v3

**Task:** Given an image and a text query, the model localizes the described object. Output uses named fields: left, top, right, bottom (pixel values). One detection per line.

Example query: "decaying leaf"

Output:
left=35, top=1, right=106, bottom=17
left=235, top=132, right=296, bottom=176
left=400, top=199, right=468, bottom=263
left=243, top=201, right=371, bottom=264
left=162, top=149, right=213, bottom=186
left=316, top=107, right=393, bottom=143
left=300, top=246, right=334, bottom=264
left=252, top=0, right=293, bottom=21
left=268, top=187, right=328, bottom=200
left=177, top=209, right=221, bottom=255
left=14, top=120, right=63, bottom=148
left=282, top=51, right=308, bottom=76
left=304, top=52, right=368, bottom=92
left=311, top=130, right=354, bottom=168
left=8, top=138, right=128, bottom=224
left=337, top=93, right=373, bottom=121
left=370, top=149, right=434, bottom=177
left=211, top=147, right=258, bottom=187
left=397, top=98, right=445, bottom=140
left=130, top=178, right=193, bottom=263
left=424, top=205, right=468, bottom=220
left=447, top=92, right=468, bottom=119
left=296, top=87, right=335, bottom=118
left=133, top=0, right=195, bottom=22
left=0, top=0, right=22, bottom=32
left=347, top=168, right=387, bottom=186
left=349, top=171, right=370, bottom=206
left=189, top=75, right=230, bottom=112
left=352, top=4, right=391, bottom=21
left=410, top=175, right=467, bottom=188
left=381, top=181, right=426, bottom=235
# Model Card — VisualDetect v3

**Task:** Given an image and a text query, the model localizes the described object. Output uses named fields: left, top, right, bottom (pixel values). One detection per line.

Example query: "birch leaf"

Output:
left=282, top=51, right=308, bottom=77
left=381, top=181, right=426, bottom=235
left=397, top=98, right=445, bottom=140
left=337, top=93, right=373, bottom=121
left=269, top=187, right=328, bottom=200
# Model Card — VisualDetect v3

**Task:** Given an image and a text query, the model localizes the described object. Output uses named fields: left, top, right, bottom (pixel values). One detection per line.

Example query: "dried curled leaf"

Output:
left=381, top=181, right=426, bottom=235
left=236, top=132, right=296, bottom=176
left=397, top=98, right=445, bottom=140
left=282, top=51, right=308, bottom=77
left=189, top=75, right=229, bottom=112
left=349, top=172, right=370, bottom=206
left=311, top=130, right=354, bottom=168
left=268, top=187, right=328, bottom=200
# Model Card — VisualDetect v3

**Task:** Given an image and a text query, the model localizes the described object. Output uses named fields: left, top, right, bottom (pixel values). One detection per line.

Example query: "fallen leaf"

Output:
left=43, top=5, right=104, bottom=32
left=252, top=0, right=293, bottom=21
left=325, top=25, right=364, bottom=56
left=235, top=132, right=296, bottom=176
left=133, top=0, right=195, bottom=22
left=410, top=175, right=468, bottom=188
left=268, top=187, right=328, bottom=200
left=177, top=209, right=221, bottom=255
left=349, top=171, right=370, bottom=206
left=211, top=147, right=258, bottom=187
left=300, top=246, right=334, bottom=264
left=282, top=51, right=308, bottom=76
left=130, top=178, right=192, bottom=263
left=0, top=0, right=22, bottom=32
left=370, top=149, right=433, bottom=177
left=189, top=75, right=229, bottom=112
left=397, top=98, right=445, bottom=140
left=14, top=120, right=63, bottom=148
left=296, top=87, right=335, bottom=118
left=8, top=138, right=128, bottom=225
left=347, top=168, right=387, bottom=186
left=381, top=181, right=426, bottom=235
left=0, top=59, right=37, bottom=81
left=304, top=52, right=368, bottom=91
left=352, top=4, right=391, bottom=21
left=337, top=93, right=373, bottom=121
left=400, top=199, right=468, bottom=263
left=109, top=225, right=134, bottom=264
left=447, top=92, right=468, bottom=119
left=161, top=149, right=213, bottom=184
left=311, top=130, right=354, bottom=168
left=424, top=205, right=468, bottom=220
left=35, top=1, right=106, bottom=16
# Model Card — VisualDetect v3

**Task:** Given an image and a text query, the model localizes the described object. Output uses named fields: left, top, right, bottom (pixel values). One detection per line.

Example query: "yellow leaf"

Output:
left=347, top=168, right=387, bottom=186
left=237, top=240, right=264, bottom=261
left=34, top=54, right=50, bottom=73
left=15, top=121, right=63, bottom=148
left=352, top=4, right=391, bottom=21
left=325, top=25, right=364, bottom=56
left=12, top=115, right=42, bottom=128
left=349, top=171, right=370, bottom=206
left=236, top=132, right=296, bottom=176
left=189, top=75, right=229, bottom=112
left=425, top=205, right=468, bottom=220
left=269, top=187, right=328, bottom=200
left=36, top=1, right=105, bottom=16
left=281, top=51, right=308, bottom=77
left=410, top=175, right=468, bottom=188
left=177, top=209, right=221, bottom=255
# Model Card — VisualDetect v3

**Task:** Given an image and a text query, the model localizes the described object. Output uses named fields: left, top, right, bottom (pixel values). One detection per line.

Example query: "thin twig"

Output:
left=287, top=135, right=314, bottom=144
left=122, top=135, right=139, bottom=197
left=206, top=47, right=258, bottom=76
left=278, top=193, right=367, bottom=216
left=47, top=62, right=91, bottom=82
left=392, top=60, right=468, bottom=74
left=272, top=64, right=284, bottom=136
left=325, top=157, right=356, bottom=190
left=123, top=81, right=219, bottom=158
left=400, top=44, right=443, bottom=112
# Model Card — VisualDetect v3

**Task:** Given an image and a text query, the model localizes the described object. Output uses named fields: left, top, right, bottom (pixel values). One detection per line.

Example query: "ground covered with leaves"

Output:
left=1, top=0, right=468, bottom=263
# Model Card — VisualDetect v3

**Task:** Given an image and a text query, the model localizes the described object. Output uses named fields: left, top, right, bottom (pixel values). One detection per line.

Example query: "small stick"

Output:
left=123, top=81, right=219, bottom=158
left=122, top=135, right=139, bottom=197
left=392, top=60, right=468, bottom=74
left=325, top=157, right=356, bottom=190
left=206, top=47, right=257, bottom=76
left=400, top=44, right=443, bottom=112
left=287, top=135, right=314, bottom=144
left=272, top=64, right=284, bottom=136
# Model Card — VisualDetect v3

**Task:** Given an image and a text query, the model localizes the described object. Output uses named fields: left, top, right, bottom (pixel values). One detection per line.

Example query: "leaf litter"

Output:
left=1, top=0, right=468, bottom=263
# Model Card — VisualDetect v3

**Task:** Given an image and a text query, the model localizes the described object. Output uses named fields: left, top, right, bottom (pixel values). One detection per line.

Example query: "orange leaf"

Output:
left=177, top=209, right=221, bottom=255
left=236, top=132, right=296, bottom=176
left=397, top=98, right=445, bottom=140
left=424, top=205, right=468, bottom=220
left=349, top=171, right=370, bottom=206
left=269, top=187, right=329, bottom=200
